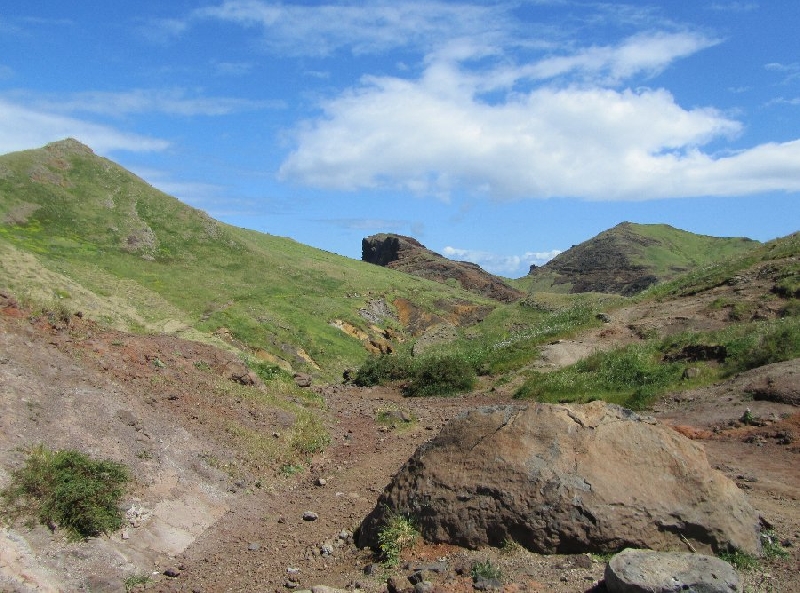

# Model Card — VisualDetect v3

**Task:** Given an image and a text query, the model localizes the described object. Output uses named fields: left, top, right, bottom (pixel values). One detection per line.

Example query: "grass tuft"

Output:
left=1, top=444, right=129, bottom=540
left=377, top=511, right=419, bottom=566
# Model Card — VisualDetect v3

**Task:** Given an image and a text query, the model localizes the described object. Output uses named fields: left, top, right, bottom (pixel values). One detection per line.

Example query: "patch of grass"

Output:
left=1, top=444, right=129, bottom=541
left=377, top=511, right=419, bottom=566
left=761, top=530, right=790, bottom=561
left=375, top=405, right=415, bottom=430
left=471, top=559, right=503, bottom=581
left=719, top=549, right=759, bottom=571
left=279, top=463, right=304, bottom=476
left=123, top=574, right=153, bottom=592
left=515, top=342, right=685, bottom=409
left=289, top=410, right=330, bottom=455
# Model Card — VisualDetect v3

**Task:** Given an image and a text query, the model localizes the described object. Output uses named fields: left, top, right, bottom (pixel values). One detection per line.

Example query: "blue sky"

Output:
left=1, top=1, right=798, bottom=277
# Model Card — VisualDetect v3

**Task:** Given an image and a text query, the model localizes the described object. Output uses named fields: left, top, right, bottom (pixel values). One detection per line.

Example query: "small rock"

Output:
left=316, top=477, right=327, bottom=487
left=302, top=511, right=319, bottom=521
left=572, top=553, right=593, bottom=569
left=473, top=576, right=502, bottom=591
left=414, top=582, right=433, bottom=593
left=363, top=563, right=380, bottom=576
left=294, top=372, right=313, bottom=388
left=605, top=548, right=740, bottom=593
left=320, top=542, right=334, bottom=556
left=163, top=568, right=181, bottom=578
left=387, top=576, right=402, bottom=593
left=248, top=542, right=261, bottom=551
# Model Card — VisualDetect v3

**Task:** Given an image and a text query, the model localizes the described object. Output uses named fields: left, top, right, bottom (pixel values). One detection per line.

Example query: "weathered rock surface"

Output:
left=358, top=402, right=761, bottom=556
left=604, top=548, right=740, bottom=593
left=743, top=359, right=800, bottom=405
left=362, top=233, right=524, bottom=302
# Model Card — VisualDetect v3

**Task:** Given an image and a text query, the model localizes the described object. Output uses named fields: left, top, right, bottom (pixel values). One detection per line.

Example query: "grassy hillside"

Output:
left=0, top=139, right=497, bottom=379
left=514, top=222, right=759, bottom=295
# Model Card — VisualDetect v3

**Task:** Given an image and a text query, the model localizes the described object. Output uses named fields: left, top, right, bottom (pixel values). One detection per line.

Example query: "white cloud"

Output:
left=524, top=32, right=719, bottom=85
left=279, top=32, right=800, bottom=201
left=185, top=1, right=505, bottom=56
left=443, top=246, right=562, bottom=276
left=0, top=99, right=168, bottom=155
left=19, top=88, right=277, bottom=117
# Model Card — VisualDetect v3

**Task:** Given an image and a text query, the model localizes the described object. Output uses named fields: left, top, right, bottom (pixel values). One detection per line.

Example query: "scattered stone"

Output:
left=604, top=548, right=740, bottom=593
left=408, top=561, right=448, bottom=574
left=358, top=402, right=761, bottom=556
left=316, top=477, right=327, bottom=487
left=473, top=575, right=503, bottom=590
left=248, top=542, right=261, bottom=551
left=387, top=576, right=402, bottom=593
left=319, top=542, right=334, bottom=556
left=363, top=563, right=380, bottom=576
left=294, top=372, right=313, bottom=388
left=302, top=511, right=319, bottom=521
left=572, top=553, right=594, bottom=569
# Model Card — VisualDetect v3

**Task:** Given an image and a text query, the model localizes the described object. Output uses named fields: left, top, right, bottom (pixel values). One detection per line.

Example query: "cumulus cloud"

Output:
left=443, top=246, right=562, bottom=276
left=278, top=31, right=800, bottom=201
left=0, top=99, right=168, bottom=155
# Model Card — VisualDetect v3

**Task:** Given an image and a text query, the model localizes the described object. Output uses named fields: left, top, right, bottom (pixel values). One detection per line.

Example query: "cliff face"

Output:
left=362, top=234, right=524, bottom=302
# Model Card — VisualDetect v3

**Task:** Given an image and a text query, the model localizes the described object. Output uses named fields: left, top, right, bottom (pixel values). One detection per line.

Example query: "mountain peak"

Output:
left=44, top=138, right=96, bottom=156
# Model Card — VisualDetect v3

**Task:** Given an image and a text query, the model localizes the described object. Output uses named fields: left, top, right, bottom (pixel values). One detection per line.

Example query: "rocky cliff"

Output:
left=362, top=233, right=524, bottom=302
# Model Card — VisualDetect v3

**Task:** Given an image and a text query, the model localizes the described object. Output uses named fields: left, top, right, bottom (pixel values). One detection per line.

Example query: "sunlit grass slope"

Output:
left=0, top=139, right=495, bottom=378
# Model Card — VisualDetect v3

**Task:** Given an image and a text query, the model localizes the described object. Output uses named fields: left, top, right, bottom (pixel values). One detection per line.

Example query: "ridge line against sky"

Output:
left=1, top=1, right=798, bottom=277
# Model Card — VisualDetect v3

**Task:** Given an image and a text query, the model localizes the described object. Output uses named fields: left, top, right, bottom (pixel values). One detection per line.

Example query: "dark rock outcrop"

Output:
left=358, top=402, right=761, bottom=556
left=362, top=234, right=524, bottom=303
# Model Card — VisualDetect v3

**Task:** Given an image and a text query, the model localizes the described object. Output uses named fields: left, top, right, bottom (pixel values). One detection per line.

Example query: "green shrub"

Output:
left=352, top=353, right=414, bottom=387
left=377, top=511, right=419, bottom=566
left=404, top=354, right=476, bottom=397
left=1, top=445, right=129, bottom=540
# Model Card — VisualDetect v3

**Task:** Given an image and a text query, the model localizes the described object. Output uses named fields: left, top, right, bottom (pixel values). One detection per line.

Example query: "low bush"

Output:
left=404, top=354, right=476, bottom=397
left=353, top=351, right=476, bottom=397
left=352, top=353, right=413, bottom=387
left=1, top=445, right=129, bottom=540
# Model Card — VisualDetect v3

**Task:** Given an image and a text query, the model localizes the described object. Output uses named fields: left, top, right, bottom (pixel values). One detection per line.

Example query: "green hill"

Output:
left=515, top=221, right=759, bottom=295
left=0, top=139, right=497, bottom=380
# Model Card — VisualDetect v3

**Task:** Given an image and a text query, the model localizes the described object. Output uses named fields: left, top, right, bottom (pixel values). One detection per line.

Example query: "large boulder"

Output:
left=604, top=548, right=740, bottom=593
left=358, top=402, right=761, bottom=556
